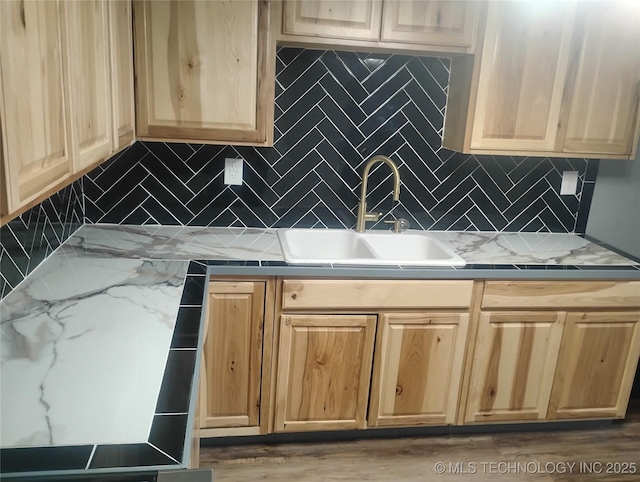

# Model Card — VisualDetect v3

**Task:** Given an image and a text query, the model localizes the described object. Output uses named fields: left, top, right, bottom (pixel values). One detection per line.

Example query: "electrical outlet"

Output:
left=560, top=171, right=578, bottom=195
left=224, top=158, right=243, bottom=186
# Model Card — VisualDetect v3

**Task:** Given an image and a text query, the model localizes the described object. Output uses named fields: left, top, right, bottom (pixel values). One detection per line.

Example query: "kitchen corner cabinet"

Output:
left=274, top=314, right=376, bottom=432
left=368, top=312, right=469, bottom=427
left=278, top=0, right=478, bottom=54
left=444, top=0, right=640, bottom=160
left=133, top=0, right=276, bottom=146
left=200, top=281, right=266, bottom=435
left=1, top=0, right=72, bottom=215
left=1, top=0, right=134, bottom=220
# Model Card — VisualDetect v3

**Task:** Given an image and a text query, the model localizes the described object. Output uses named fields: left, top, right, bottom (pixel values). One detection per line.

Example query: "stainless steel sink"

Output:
left=277, top=229, right=466, bottom=266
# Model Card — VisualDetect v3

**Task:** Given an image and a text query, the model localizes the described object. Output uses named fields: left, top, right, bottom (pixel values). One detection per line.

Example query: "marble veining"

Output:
left=1, top=224, right=636, bottom=455
left=0, top=251, right=188, bottom=448
left=64, top=224, right=637, bottom=267
left=426, top=231, right=638, bottom=266
left=60, top=224, right=284, bottom=261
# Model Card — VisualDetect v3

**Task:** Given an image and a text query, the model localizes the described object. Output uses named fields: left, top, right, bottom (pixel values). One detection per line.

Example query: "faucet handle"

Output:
left=384, top=218, right=410, bottom=233
left=364, top=211, right=382, bottom=222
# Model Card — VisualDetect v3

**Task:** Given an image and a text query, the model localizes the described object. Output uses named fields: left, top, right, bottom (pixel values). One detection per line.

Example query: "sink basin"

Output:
left=277, top=229, right=466, bottom=266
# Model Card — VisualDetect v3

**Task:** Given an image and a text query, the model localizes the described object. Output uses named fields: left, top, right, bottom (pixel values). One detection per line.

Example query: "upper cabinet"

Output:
left=1, top=0, right=134, bottom=219
left=444, top=0, right=640, bottom=160
left=381, top=1, right=478, bottom=49
left=278, top=0, right=479, bottom=54
left=108, top=0, right=135, bottom=151
left=462, top=2, right=576, bottom=152
left=1, top=0, right=72, bottom=214
left=558, top=2, right=640, bottom=157
left=283, top=0, right=382, bottom=41
left=133, top=0, right=276, bottom=146
left=61, top=0, right=113, bottom=172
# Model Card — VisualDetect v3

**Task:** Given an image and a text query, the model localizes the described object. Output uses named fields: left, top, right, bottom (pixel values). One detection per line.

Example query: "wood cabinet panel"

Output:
left=62, top=0, right=112, bottom=171
left=282, top=279, right=474, bottom=310
left=108, top=0, right=135, bottom=150
left=465, top=312, right=565, bottom=423
left=558, top=1, right=640, bottom=157
left=369, top=313, right=469, bottom=427
left=134, top=0, right=275, bottom=145
left=200, top=282, right=265, bottom=429
left=274, top=315, right=376, bottom=432
left=0, top=0, right=72, bottom=213
left=548, top=311, right=640, bottom=420
left=283, top=0, right=382, bottom=41
left=483, top=281, right=640, bottom=309
left=469, top=1, right=575, bottom=151
left=381, top=0, right=477, bottom=48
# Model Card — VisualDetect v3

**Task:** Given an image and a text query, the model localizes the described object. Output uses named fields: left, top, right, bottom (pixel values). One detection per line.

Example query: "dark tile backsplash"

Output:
left=84, top=48, right=596, bottom=233
left=1, top=48, right=599, bottom=300
left=0, top=180, right=83, bottom=299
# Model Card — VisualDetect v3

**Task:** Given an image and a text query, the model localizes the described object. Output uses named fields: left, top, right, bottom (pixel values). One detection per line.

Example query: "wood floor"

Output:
left=200, top=400, right=640, bottom=481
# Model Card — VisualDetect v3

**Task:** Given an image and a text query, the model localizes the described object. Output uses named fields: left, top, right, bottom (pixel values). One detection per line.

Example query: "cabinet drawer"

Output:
left=281, top=279, right=474, bottom=310
left=483, top=281, right=640, bottom=309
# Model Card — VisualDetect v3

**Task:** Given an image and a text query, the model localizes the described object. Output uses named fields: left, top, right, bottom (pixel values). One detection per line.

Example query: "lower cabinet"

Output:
left=274, top=314, right=376, bottom=432
left=548, top=311, right=640, bottom=420
left=368, top=312, right=469, bottom=427
left=199, top=278, right=640, bottom=440
left=464, top=311, right=565, bottom=423
left=200, top=281, right=265, bottom=433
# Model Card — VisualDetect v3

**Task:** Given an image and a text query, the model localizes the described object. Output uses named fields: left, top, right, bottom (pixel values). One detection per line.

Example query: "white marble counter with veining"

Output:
left=1, top=224, right=638, bottom=456
left=62, top=224, right=637, bottom=266
left=0, top=250, right=188, bottom=449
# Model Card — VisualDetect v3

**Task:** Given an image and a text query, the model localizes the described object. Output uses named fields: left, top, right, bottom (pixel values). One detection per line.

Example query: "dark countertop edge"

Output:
left=179, top=272, right=209, bottom=468
left=204, top=263, right=640, bottom=280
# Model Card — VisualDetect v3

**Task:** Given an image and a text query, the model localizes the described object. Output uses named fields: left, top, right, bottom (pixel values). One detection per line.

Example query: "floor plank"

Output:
left=200, top=400, right=640, bottom=481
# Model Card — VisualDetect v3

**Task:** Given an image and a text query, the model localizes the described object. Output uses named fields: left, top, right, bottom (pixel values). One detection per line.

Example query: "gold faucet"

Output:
left=356, top=155, right=401, bottom=233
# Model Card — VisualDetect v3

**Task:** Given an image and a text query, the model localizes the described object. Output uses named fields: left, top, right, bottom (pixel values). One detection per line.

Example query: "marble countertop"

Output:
left=62, top=223, right=639, bottom=266
left=1, top=224, right=638, bottom=477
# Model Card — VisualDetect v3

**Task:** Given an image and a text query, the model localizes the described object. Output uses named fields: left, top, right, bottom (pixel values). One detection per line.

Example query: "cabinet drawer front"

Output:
left=482, top=281, right=640, bottom=309
left=281, top=280, right=474, bottom=310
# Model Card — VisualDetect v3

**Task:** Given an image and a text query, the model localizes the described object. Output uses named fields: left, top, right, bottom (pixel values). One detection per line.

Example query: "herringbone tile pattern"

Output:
left=0, top=48, right=599, bottom=300
left=0, top=180, right=84, bottom=299
left=84, top=48, right=596, bottom=232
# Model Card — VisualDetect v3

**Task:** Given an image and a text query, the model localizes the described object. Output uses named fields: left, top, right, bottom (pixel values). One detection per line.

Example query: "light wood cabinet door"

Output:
left=465, top=311, right=565, bottom=423
left=548, top=311, right=640, bottom=420
left=61, top=0, right=112, bottom=172
left=200, top=282, right=265, bottom=429
left=469, top=1, right=575, bottom=151
left=282, top=0, right=382, bottom=41
left=381, top=1, right=477, bottom=48
left=108, top=0, right=135, bottom=151
left=558, top=1, right=640, bottom=158
left=134, top=0, right=275, bottom=146
left=368, top=313, right=469, bottom=427
left=274, top=314, right=376, bottom=432
left=0, top=0, right=72, bottom=214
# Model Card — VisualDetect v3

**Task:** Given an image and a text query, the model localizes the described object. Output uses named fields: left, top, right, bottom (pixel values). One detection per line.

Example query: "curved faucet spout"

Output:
left=356, top=155, right=401, bottom=233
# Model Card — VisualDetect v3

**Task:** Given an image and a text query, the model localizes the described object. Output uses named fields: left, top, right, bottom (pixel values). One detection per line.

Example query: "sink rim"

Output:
left=277, top=228, right=466, bottom=267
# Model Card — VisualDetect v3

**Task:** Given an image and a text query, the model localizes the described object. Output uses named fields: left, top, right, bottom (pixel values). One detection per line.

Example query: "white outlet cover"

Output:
left=560, top=171, right=579, bottom=195
left=224, top=158, right=243, bottom=186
